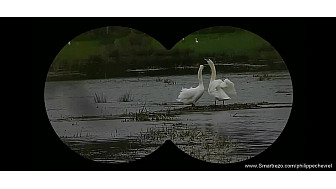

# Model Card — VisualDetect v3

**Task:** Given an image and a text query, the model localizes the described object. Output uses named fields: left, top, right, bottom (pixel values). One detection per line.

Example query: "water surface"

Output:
left=45, top=71, right=292, bottom=163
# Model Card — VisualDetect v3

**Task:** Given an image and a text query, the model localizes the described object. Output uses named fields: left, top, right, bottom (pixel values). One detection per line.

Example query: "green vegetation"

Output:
left=53, top=40, right=102, bottom=65
left=48, top=26, right=286, bottom=81
left=176, top=30, right=272, bottom=58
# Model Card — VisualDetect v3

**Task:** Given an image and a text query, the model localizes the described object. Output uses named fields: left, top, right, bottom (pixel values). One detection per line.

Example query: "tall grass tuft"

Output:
left=94, top=92, right=107, bottom=103
left=119, top=91, right=133, bottom=102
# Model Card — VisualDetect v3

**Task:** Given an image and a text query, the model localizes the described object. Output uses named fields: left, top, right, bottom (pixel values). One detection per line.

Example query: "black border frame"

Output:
left=32, top=17, right=313, bottom=171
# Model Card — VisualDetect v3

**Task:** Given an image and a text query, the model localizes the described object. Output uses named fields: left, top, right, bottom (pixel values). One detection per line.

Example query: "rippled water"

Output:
left=45, top=71, right=292, bottom=163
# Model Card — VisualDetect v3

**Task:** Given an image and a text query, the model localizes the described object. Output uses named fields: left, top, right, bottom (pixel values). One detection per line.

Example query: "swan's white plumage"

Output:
left=208, top=80, right=230, bottom=100
left=220, top=79, right=237, bottom=97
left=205, top=58, right=237, bottom=103
left=176, top=65, right=205, bottom=106
left=177, top=86, right=204, bottom=104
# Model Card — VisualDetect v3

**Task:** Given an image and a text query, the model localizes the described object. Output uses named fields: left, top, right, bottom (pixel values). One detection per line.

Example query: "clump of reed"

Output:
left=119, top=91, right=133, bottom=102
left=94, top=92, right=106, bottom=103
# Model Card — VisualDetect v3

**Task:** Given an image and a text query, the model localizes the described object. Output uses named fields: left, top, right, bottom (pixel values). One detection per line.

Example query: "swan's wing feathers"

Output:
left=208, top=82, right=221, bottom=99
left=220, top=79, right=237, bottom=96
left=178, top=87, right=198, bottom=100
left=208, top=80, right=231, bottom=100
left=208, top=80, right=222, bottom=92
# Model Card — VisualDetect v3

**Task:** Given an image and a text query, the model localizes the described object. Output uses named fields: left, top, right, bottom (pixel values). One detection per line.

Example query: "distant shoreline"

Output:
left=46, top=60, right=287, bottom=82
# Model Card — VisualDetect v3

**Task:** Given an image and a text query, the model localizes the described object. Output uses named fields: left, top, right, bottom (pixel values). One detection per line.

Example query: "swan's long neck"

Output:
left=208, top=61, right=216, bottom=81
left=198, top=67, right=204, bottom=86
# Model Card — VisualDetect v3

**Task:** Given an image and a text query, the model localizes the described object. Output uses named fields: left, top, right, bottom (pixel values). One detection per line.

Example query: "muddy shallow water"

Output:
left=45, top=71, right=292, bottom=163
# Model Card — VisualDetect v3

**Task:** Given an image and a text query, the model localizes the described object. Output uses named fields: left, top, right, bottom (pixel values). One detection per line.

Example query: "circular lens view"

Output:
left=45, top=26, right=292, bottom=164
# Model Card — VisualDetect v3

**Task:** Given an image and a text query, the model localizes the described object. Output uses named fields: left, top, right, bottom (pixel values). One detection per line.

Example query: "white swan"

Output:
left=205, top=58, right=237, bottom=105
left=176, top=65, right=205, bottom=106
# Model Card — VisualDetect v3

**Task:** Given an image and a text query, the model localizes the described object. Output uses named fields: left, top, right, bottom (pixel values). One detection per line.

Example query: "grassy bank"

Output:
left=48, top=26, right=286, bottom=81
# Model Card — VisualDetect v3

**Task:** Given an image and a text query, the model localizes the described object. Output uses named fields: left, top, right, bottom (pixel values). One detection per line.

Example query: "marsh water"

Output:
left=45, top=71, right=292, bottom=163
